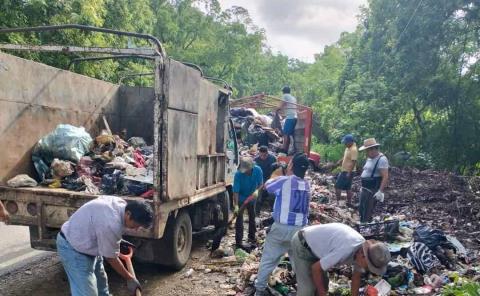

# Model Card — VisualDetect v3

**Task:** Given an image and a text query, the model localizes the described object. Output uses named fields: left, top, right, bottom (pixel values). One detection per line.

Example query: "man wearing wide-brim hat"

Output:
left=358, top=138, right=389, bottom=223
left=290, top=223, right=391, bottom=296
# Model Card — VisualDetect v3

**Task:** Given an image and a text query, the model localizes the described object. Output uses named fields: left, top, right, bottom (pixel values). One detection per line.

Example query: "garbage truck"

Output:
left=0, top=25, right=315, bottom=269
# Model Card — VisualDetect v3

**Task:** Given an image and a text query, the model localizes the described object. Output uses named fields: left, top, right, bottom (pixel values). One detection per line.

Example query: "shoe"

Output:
left=236, top=243, right=252, bottom=252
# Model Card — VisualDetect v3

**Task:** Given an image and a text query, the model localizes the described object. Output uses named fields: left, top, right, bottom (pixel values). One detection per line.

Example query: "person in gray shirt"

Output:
left=290, top=223, right=390, bottom=296
left=57, top=195, right=153, bottom=296
left=358, top=138, right=389, bottom=222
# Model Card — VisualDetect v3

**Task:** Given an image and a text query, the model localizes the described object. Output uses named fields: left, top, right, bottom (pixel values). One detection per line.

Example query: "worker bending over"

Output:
left=57, top=195, right=153, bottom=296
left=291, top=223, right=390, bottom=296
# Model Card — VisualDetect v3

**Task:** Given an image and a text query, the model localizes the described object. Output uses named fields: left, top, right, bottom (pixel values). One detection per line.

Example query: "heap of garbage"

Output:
left=8, top=124, right=154, bottom=197
left=196, top=166, right=480, bottom=296
left=230, top=107, right=284, bottom=155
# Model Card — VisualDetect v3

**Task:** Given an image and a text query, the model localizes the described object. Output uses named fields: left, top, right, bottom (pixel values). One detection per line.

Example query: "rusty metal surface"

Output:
left=119, top=86, right=155, bottom=144
left=166, top=59, right=200, bottom=113
left=0, top=52, right=121, bottom=183
left=0, top=44, right=156, bottom=56
left=167, top=109, right=198, bottom=199
left=197, top=80, right=219, bottom=155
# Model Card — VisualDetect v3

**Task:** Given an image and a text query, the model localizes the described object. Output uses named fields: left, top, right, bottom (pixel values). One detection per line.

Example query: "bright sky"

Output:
left=218, top=0, right=367, bottom=62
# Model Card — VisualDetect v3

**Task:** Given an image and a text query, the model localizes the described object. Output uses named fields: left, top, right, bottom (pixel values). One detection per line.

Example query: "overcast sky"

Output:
left=218, top=0, right=367, bottom=62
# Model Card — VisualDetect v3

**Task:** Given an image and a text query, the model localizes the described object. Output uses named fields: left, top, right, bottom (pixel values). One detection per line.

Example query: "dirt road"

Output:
left=0, top=232, right=234, bottom=296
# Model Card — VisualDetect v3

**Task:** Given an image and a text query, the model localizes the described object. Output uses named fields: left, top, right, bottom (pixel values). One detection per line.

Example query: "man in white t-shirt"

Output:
left=358, top=138, right=389, bottom=222
left=290, top=223, right=390, bottom=296
left=278, top=86, right=297, bottom=154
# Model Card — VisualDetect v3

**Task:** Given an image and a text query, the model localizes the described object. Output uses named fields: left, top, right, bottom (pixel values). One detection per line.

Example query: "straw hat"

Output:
left=362, top=241, right=391, bottom=275
left=358, top=138, right=381, bottom=151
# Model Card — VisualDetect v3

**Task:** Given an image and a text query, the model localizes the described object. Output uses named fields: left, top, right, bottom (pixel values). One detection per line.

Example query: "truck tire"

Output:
left=164, top=210, right=192, bottom=270
left=218, top=191, right=231, bottom=224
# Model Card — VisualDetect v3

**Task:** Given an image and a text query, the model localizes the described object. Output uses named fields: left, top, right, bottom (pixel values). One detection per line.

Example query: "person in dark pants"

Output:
left=233, top=156, right=263, bottom=250
left=254, top=146, right=277, bottom=215
left=358, top=138, right=389, bottom=223
left=335, top=134, right=358, bottom=206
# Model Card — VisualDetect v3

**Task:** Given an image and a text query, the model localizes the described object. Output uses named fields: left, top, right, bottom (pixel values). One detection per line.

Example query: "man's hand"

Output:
left=234, top=205, right=239, bottom=215
left=0, top=202, right=9, bottom=223
left=374, top=191, right=384, bottom=202
left=0, top=211, right=9, bottom=224
left=127, top=278, right=141, bottom=295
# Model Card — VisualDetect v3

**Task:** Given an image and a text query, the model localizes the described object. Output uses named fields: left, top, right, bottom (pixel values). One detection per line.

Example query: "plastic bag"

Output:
left=7, top=174, right=38, bottom=188
left=33, top=124, right=92, bottom=166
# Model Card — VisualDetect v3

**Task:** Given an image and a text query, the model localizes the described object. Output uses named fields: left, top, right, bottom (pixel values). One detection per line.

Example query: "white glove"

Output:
left=374, top=191, right=384, bottom=202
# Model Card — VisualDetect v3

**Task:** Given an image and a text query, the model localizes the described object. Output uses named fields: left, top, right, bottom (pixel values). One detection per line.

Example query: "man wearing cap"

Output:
left=335, top=134, right=358, bottom=206
left=290, top=223, right=391, bottom=296
left=233, top=156, right=264, bottom=250
left=278, top=86, right=297, bottom=154
left=254, top=146, right=277, bottom=215
left=358, top=138, right=389, bottom=223
left=254, top=153, right=311, bottom=296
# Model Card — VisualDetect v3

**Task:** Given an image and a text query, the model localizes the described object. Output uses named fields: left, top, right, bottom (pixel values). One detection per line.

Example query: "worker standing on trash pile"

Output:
left=277, top=86, right=297, bottom=154
left=57, top=195, right=153, bottom=296
left=233, top=156, right=263, bottom=250
left=254, top=146, right=277, bottom=216
left=0, top=200, right=9, bottom=223
left=254, top=153, right=311, bottom=296
left=335, top=134, right=358, bottom=207
left=358, top=138, right=389, bottom=223
left=290, top=223, right=391, bottom=296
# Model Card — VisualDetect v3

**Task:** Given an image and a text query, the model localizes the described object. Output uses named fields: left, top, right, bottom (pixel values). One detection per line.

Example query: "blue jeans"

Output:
left=56, top=233, right=109, bottom=296
left=254, top=222, right=302, bottom=291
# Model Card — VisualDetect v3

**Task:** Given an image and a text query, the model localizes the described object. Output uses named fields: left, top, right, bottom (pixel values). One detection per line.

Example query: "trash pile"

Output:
left=199, top=167, right=480, bottom=295
left=230, top=107, right=284, bottom=154
left=8, top=124, right=154, bottom=197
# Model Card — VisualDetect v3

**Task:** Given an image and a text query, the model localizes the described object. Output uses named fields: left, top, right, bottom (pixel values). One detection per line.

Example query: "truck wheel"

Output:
left=165, top=211, right=192, bottom=270
left=218, top=191, right=231, bottom=224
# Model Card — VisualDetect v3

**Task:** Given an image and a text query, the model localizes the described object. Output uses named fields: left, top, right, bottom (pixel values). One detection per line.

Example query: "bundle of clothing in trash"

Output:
left=27, top=124, right=154, bottom=197
left=230, top=107, right=283, bottom=152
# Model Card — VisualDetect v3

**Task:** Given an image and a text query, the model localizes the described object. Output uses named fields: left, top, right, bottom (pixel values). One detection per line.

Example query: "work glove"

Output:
left=234, top=205, right=239, bottom=215
left=127, top=278, right=141, bottom=295
left=374, top=191, right=385, bottom=202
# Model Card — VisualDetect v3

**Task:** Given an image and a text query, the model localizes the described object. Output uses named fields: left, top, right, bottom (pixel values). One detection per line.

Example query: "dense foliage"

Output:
left=0, top=0, right=479, bottom=172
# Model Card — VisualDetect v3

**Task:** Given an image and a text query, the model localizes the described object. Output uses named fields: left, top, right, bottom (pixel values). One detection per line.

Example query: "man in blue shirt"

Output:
left=254, top=146, right=277, bottom=216
left=254, top=153, right=310, bottom=295
left=233, top=156, right=263, bottom=250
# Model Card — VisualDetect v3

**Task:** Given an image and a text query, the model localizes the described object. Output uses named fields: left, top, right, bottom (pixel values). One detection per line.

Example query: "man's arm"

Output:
left=348, top=160, right=357, bottom=176
left=311, top=261, right=328, bottom=296
left=233, top=192, right=239, bottom=207
left=351, top=271, right=362, bottom=296
left=0, top=200, right=9, bottom=223
left=106, top=257, right=135, bottom=280
left=379, top=168, right=388, bottom=191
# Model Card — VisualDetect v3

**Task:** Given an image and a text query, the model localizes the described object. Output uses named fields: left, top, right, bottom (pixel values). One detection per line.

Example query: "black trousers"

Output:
left=235, top=201, right=256, bottom=245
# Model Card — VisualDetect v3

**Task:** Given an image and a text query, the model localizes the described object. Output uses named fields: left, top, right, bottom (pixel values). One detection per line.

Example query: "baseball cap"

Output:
left=341, top=134, right=354, bottom=144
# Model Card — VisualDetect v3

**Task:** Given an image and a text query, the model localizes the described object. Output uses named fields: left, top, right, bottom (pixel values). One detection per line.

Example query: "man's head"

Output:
left=288, top=153, right=309, bottom=178
left=239, top=156, right=254, bottom=174
left=282, top=86, right=291, bottom=94
left=358, top=138, right=381, bottom=158
left=341, top=134, right=355, bottom=148
left=258, top=146, right=269, bottom=160
left=124, top=200, right=153, bottom=230
left=354, top=240, right=391, bottom=275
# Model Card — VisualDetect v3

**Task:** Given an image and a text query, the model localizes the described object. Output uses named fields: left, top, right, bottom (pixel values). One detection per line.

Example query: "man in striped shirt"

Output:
left=254, top=153, right=310, bottom=295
